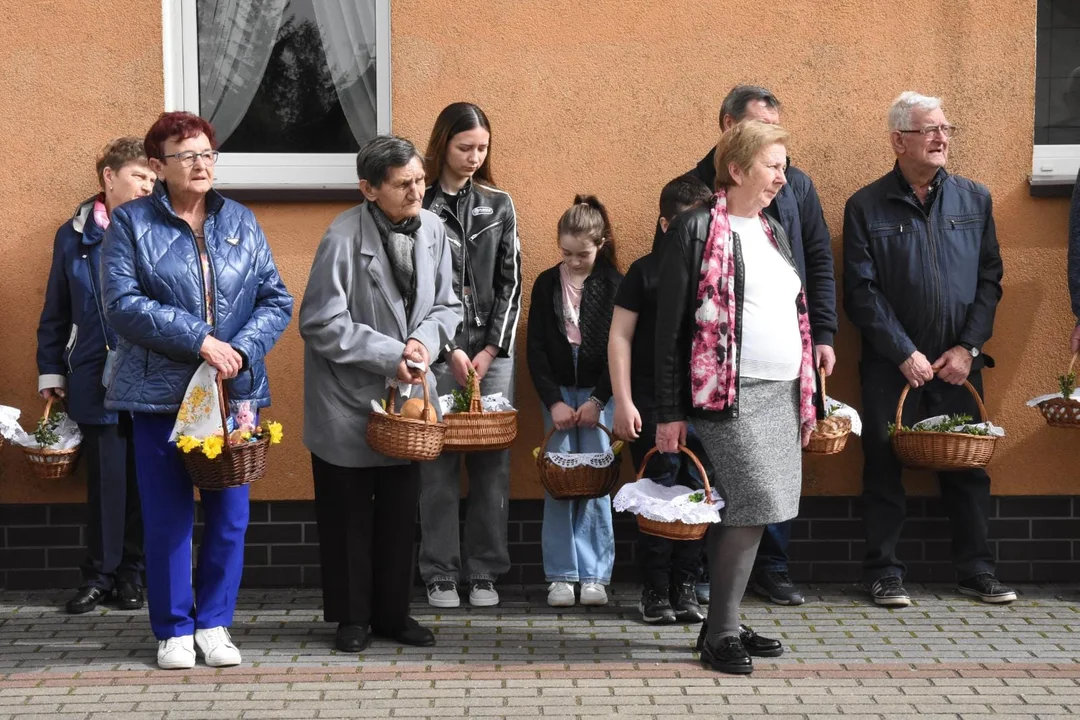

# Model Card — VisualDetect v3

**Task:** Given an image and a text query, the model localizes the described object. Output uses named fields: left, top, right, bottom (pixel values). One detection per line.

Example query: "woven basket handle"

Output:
left=42, top=396, right=54, bottom=423
left=895, top=378, right=988, bottom=428
left=215, top=372, right=234, bottom=460
left=538, top=421, right=616, bottom=459
left=635, top=445, right=714, bottom=505
left=818, top=366, right=827, bottom=400
left=1068, top=352, right=1078, bottom=376
left=384, top=368, right=431, bottom=417
left=468, top=371, right=482, bottom=413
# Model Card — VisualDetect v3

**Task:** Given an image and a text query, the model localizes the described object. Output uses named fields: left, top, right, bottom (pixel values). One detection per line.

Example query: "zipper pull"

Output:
left=899, top=223, right=904, bottom=234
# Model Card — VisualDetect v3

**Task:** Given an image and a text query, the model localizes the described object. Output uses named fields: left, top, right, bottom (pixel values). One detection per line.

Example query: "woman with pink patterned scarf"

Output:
left=653, top=121, right=821, bottom=675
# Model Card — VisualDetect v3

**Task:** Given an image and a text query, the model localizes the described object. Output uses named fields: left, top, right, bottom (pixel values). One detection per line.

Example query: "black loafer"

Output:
left=335, top=624, right=371, bottom=653
left=373, top=617, right=436, bottom=647
left=114, top=581, right=144, bottom=611
left=66, top=586, right=108, bottom=615
left=695, top=623, right=783, bottom=657
left=700, top=634, right=753, bottom=674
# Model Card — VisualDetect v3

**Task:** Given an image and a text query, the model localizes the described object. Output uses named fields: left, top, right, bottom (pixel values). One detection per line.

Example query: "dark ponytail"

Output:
left=556, top=194, right=618, bottom=269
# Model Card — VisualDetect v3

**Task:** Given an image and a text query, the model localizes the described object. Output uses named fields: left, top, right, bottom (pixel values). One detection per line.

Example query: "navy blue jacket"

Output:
left=680, top=149, right=839, bottom=346
left=36, top=197, right=119, bottom=424
left=842, top=165, right=1003, bottom=367
left=1068, top=167, right=1080, bottom=322
left=101, top=182, right=293, bottom=413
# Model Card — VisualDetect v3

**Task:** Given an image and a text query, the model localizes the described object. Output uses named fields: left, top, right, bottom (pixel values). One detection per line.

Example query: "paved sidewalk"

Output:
left=1, top=583, right=1079, bottom=718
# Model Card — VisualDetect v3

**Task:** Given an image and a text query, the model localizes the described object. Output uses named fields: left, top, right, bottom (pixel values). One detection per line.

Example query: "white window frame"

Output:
left=161, top=0, right=392, bottom=190
left=1032, top=145, right=1080, bottom=188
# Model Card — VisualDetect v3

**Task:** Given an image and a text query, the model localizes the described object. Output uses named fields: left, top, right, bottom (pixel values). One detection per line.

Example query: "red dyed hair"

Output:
left=144, top=111, right=217, bottom=160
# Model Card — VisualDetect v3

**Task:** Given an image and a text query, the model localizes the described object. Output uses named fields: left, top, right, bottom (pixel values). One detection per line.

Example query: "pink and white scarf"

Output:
left=689, top=189, right=817, bottom=444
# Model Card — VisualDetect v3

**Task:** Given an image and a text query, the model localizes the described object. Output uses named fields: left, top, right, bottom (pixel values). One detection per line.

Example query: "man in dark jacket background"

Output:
left=666, top=85, right=838, bottom=606
left=1068, top=167, right=1080, bottom=352
left=843, top=91, right=1014, bottom=608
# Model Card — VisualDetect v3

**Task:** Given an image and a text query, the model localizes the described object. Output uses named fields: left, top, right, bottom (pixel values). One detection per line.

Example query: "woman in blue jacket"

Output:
left=101, top=112, right=293, bottom=670
left=36, top=137, right=155, bottom=616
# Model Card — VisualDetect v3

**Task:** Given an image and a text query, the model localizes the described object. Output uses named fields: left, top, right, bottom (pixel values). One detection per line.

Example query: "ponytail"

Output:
left=557, top=194, right=618, bottom=269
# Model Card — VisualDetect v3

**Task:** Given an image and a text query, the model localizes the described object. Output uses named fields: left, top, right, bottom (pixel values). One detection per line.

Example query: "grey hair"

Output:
left=888, top=91, right=943, bottom=132
left=719, top=85, right=782, bottom=126
left=356, top=135, right=422, bottom=187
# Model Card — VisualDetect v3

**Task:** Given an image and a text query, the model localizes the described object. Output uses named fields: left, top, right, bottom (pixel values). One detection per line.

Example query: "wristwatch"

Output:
left=959, top=342, right=980, bottom=358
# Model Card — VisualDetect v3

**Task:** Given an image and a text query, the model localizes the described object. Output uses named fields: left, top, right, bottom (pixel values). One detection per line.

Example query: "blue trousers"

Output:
left=133, top=413, right=250, bottom=640
left=754, top=521, right=792, bottom=574
left=541, top=385, right=616, bottom=585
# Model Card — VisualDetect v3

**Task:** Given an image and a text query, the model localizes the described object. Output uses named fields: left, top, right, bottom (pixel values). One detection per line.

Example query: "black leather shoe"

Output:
left=694, top=623, right=783, bottom=657
left=700, top=634, right=753, bottom=674
left=374, top=617, right=436, bottom=647
left=670, top=582, right=705, bottom=623
left=66, top=586, right=108, bottom=614
left=335, top=624, right=371, bottom=653
left=114, top=582, right=144, bottom=611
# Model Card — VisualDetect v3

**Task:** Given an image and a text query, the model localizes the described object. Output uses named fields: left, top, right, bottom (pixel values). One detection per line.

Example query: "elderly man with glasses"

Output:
left=843, top=92, right=1013, bottom=608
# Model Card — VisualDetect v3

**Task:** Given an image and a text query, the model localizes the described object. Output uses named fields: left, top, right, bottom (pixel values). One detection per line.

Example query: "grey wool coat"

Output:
left=299, top=202, right=462, bottom=468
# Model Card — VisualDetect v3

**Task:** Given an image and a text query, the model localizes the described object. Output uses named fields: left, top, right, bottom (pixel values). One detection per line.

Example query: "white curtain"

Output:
left=198, top=0, right=289, bottom=145
left=312, top=0, right=379, bottom=145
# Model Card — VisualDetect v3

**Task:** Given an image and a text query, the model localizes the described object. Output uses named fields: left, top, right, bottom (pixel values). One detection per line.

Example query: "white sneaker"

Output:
left=194, top=626, right=242, bottom=667
left=157, top=635, right=195, bottom=670
left=547, top=581, right=576, bottom=607
left=469, top=580, right=500, bottom=607
left=580, top=582, right=608, bottom=606
left=427, top=581, right=461, bottom=608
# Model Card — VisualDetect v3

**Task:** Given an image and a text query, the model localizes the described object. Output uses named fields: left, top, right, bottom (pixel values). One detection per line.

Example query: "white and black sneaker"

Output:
left=958, top=574, right=1017, bottom=604
left=426, top=581, right=461, bottom=608
left=639, top=587, right=676, bottom=624
left=469, top=580, right=500, bottom=607
left=870, top=576, right=911, bottom=607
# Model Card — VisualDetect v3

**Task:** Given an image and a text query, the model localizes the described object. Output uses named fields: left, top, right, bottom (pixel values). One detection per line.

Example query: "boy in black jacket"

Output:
left=609, top=176, right=713, bottom=623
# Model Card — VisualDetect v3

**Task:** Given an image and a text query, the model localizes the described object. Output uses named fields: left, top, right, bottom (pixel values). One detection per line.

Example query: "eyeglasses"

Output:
left=898, top=124, right=958, bottom=139
left=162, top=150, right=220, bottom=167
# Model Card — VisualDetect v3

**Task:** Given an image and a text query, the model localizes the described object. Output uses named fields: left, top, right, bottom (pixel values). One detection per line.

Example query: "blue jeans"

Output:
left=540, top=384, right=616, bottom=585
left=754, top=522, right=792, bottom=573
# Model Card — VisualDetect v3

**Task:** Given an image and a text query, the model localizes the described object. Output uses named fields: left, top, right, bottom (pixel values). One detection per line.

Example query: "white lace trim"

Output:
left=824, top=396, right=862, bottom=436
left=544, top=451, right=615, bottom=469
left=613, top=478, right=724, bottom=524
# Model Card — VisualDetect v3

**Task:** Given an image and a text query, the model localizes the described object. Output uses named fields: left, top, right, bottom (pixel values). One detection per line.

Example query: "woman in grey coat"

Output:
left=299, top=136, right=461, bottom=653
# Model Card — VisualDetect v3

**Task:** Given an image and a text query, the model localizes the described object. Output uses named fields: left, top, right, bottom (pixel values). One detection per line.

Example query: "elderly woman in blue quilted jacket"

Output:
left=101, top=111, right=293, bottom=671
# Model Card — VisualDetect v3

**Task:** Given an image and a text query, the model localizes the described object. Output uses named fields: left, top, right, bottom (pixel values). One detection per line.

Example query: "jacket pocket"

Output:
left=64, top=325, right=79, bottom=374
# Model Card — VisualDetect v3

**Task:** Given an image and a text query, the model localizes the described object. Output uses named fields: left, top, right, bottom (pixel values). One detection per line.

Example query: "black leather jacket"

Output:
left=424, top=180, right=522, bottom=357
left=654, top=204, right=820, bottom=424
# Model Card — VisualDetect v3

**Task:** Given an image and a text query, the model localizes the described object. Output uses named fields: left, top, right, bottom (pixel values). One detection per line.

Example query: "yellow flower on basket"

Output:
left=267, top=421, right=284, bottom=445
left=202, top=435, right=224, bottom=460
left=176, top=435, right=202, bottom=454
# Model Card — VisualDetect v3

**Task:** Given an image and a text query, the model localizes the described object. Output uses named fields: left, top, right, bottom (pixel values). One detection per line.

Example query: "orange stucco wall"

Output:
left=0, top=0, right=1074, bottom=504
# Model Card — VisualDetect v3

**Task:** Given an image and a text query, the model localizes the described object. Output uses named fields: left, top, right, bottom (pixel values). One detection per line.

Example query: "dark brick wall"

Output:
left=2, top=497, right=1078, bottom=590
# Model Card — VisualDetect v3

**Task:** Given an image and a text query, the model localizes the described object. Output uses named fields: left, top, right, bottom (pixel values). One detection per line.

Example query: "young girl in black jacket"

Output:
left=527, top=195, right=622, bottom=608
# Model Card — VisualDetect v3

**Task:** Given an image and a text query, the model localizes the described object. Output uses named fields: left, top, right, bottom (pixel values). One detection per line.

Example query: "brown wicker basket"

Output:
left=536, top=423, right=621, bottom=500
left=443, top=372, right=518, bottom=452
left=634, top=445, right=715, bottom=541
left=22, top=398, right=80, bottom=480
left=891, top=379, right=997, bottom=471
left=804, top=368, right=852, bottom=455
left=366, top=371, right=447, bottom=461
left=181, top=375, right=269, bottom=490
left=1036, top=352, right=1080, bottom=428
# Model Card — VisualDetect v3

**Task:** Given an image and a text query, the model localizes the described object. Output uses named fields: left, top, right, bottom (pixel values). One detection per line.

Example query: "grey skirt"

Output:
left=694, top=377, right=801, bottom=527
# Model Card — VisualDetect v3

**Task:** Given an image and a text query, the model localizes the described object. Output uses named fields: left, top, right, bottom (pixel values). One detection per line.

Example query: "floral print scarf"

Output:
left=689, top=189, right=817, bottom=444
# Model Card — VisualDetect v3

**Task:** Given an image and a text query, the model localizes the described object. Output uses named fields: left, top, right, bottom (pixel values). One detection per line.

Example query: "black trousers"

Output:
left=79, top=420, right=144, bottom=590
left=311, top=454, right=421, bottom=631
left=630, top=411, right=706, bottom=590
left=858, top=363, right=994, bottom=584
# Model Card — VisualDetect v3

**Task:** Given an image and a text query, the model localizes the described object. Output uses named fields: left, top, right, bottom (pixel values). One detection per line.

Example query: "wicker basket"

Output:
left=891, top=379, right=997, bottom=471
left=1036, top=353, right=1080, bottom=428
left=804, top=369, right=852, bottom=455
left=181, top=375, right=269, bottom=490
left=443, top=372, right=518, bottom=452
left=22, top=398, right=80, bottom=480
left=536, top=423, right=621, bottom=500
left=634, top=445, right=715, bottom=541
left=366, top=372, right=447, bottom=461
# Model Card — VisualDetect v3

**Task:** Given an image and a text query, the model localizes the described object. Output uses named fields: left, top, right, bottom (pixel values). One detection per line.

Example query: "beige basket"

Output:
left=1036, top=353, right=1080, bottom=429
left=804, top=368, right=852, bottom=455
left=22, top=398, right=80, bottom=480
left=442, top=372, right=518, bottom=452
left=180, top=374, right=270, bottom=490
left=634, top=446, right=715, bottom=541
left=536, top=423, right=621, bottom=500
left=891, top=379, right=997, bottom=471
left=366, top=371, right=447, bottom=461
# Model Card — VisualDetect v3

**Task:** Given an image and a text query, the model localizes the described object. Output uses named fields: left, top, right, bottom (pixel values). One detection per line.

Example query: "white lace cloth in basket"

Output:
left=614, top=478, right=724, bottom=524
left=1026, top=389, right=1080, bottom=407
left=544, top=451, right=615, bottom=469
left=825, top=396, right=862, bottom=436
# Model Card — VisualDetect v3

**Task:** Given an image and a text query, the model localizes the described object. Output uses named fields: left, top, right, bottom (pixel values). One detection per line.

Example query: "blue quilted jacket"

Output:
left=100, top=182, right=293, bottom=414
